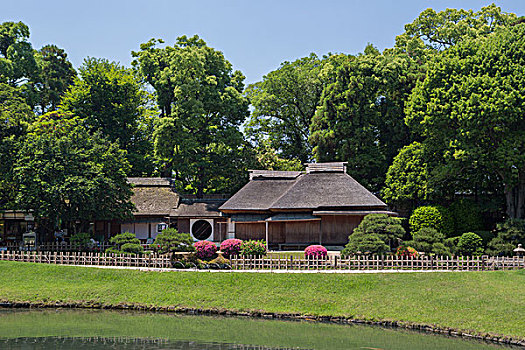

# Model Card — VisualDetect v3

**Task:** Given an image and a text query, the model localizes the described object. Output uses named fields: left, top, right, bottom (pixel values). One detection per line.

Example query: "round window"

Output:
left=192, top=220, right=212, bottom=240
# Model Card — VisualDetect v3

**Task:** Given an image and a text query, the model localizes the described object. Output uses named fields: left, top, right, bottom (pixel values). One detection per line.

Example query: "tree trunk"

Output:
left=505, top=171, right=525, bottom=219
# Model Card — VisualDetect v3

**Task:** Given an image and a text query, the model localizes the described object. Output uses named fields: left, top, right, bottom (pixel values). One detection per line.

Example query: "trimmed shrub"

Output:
left=153, top=228, right=194, bottom=254
left=304, top=245, right=328, bottom=258
left=342, top=233, right=390, bottom=256
left=457, top=232, right=484, bottom=256
left=107, top=232, right=142, bottom=254
left=444, top=236, right=460, bottom=255
left=396, top=245, right=418, bottom=258
left=220, top=238, right=243, bottom=258
left=406, top=227, right=451, bottom=256
left=349, top=214, right=405, bottom=248
left=121, top=243, right=144, bottom=255
left=194, top=240, right=217, bottom=260
left=487, top=219, right=525, bottom=256
left=409, top=206, right=443, bottom=236
left=241, top=240, right=267, bottom=256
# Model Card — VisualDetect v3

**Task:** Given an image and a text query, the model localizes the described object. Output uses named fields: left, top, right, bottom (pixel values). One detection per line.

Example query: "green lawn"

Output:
left=0, top=261, right=523, bottom=339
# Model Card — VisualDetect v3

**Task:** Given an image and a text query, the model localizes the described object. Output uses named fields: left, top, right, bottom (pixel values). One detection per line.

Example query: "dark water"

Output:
left=0, top=309, right=517, bottom=349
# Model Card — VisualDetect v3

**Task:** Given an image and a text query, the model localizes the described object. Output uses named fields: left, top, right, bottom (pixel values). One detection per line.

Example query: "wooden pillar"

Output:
left=265, top=220, right=269, bottom=250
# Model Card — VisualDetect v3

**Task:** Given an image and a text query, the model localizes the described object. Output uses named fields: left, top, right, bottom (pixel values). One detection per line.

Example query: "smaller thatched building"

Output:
left=219, top=162, right=396, bottom=249
left=95, top=178, right=227, bottom=243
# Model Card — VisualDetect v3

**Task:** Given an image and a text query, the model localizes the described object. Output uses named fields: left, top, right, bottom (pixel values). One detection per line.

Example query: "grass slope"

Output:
left=0, top=261, right=523, bottom=338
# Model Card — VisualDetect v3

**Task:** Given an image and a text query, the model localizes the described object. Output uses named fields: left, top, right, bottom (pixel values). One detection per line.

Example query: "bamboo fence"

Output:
left=0, top=250, right=523, bottom=271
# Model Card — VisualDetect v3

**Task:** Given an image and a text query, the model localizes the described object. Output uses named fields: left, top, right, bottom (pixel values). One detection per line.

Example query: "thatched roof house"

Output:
left=94, top=178, right=227, bottom=242
left=219, top=162, right=396, bottom=249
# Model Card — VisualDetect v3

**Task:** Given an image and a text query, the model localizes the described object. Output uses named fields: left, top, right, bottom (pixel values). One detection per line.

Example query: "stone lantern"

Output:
left=513, top=244, right=525, bottom=257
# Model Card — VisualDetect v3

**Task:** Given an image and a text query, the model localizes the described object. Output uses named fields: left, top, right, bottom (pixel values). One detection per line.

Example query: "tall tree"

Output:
left=33, top=44, right=76, bottom=113
left=0, top=83, right=34, bottom=208
left=310, top=48, right=418, bottom=192
left=61, top=57, right=156, bottom=176
left=14, top=112, right=134, bottom=238
left=0, top=21, right=38, bottom=86
left=245, top=54, right=344, bottom=163
left=405, top=24, right=525, bottom=219
left=396, top=4, right=516, bottom=52
left=132, top=35, right=250, bottom=197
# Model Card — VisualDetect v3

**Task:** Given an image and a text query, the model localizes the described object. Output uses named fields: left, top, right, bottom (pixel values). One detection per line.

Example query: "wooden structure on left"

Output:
left=94, top=178, right=228, bottom=243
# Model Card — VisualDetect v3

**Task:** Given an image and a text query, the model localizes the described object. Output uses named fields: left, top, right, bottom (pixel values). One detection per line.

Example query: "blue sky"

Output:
left=3, top=1, right=525, bottom=84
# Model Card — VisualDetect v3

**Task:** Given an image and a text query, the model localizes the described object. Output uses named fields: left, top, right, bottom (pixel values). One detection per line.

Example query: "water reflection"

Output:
left=0, top=309, right=517, bottom=350
left=1, top=337, right=300, bottom=349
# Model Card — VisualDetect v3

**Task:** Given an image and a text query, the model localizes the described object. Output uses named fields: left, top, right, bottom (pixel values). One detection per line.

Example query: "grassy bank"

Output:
left=0, top=261, right=523, bottom=339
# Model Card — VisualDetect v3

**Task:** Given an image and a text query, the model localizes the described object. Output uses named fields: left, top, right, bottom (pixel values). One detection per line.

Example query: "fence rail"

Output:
left=4, top=242, right=115, bottom=252
left=1, top=251, right=524, bottom=271
left=0, top=250, right=172, bottom=268
left=230, top=255, right=525, bottom=271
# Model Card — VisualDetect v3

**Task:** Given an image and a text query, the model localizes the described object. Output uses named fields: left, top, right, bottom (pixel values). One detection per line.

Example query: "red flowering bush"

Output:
left=396, top=245, right=418, bottom=258
left=194, top=240, right=217, bottom=260
left=220, top=238, right=243, bottom=258
left=304, top=245, right=328, bottom=258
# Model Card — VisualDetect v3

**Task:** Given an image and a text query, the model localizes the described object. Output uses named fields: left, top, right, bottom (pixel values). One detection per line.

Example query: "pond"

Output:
left=0, top=309, right=517, bottom=349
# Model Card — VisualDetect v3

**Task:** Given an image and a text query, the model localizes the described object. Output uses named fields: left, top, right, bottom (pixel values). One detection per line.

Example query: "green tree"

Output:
left=396, top=4, right=516, bottom=52
left=382, top=142, right=429, bottom=209
left=246, top=54, right=344, bottom=162
left=310, top=48, right=417, bottom=192
left=409, top=206, right=443, bottom=236
left=406, top=227, right=450, bottom=256
left=342, top=233, right=389, bottom=256
left=254, top=139, right=303, bottom=171
left=342, top=214, right=405, bottom=256
left=33, top=45, right=76, bottom=113
left=13, top=112, right=134, bottom=238
left=153, top=228, right=194, bottom=254
left=61, top=57, right=156, bottom=176
left=0, top=83, right=34, bottom=208
left=0, top=21, right=38, bottom=86
left=107, top=232, right=144, bottom=255
left=486, top=219, right=525, bottom=256
left=133, top=35, right=250, bottom=197
left=405, top=24, right=525, bottom=219
left=456, top=232, right=484, bottom=256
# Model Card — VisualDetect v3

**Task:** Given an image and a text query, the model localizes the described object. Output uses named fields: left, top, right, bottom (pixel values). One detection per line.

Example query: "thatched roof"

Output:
left=128, top=177, right=225, bottom=217
left=131, top=186, right=179, bottom=216
left=171, top=200, right=226, bottom=218
left=220, top=163, right=387, bottom=212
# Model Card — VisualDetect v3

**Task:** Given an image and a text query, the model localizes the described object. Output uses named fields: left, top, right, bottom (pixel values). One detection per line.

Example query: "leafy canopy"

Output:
left=14, top=112, right=134, bottom=234
left=132, top=35, right=250, bottom=196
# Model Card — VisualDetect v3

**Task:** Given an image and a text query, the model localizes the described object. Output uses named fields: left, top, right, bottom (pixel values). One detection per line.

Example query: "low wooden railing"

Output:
left=0, top=250, right=172, bottom=268
left=1, top=250, right=524, bottom=271
left=4, top=242, right=115, bottom=252
left=230, top=255, right=525, bottom=271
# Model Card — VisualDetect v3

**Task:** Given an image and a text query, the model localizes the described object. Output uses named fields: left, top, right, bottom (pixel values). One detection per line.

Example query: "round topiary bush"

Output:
left=220, top=238, right=243, bottom=258
left=409, top=206, right=443, bottom=236
left=240, top=240, right=267, bottom=256
left=304, top=245, right=328, bottom=258
left=457, top=232, right=484, bottom=256
left=194, top=240, right=217, bottom=260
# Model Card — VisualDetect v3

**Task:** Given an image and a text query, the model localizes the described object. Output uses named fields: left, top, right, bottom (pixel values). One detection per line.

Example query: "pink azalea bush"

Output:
left=220, top=238, right=243, bottom=258
left=396, top=245, right=418, bottom=258
left=304, top=245, right=328, bottom=258
left=194, top=240, right=217, bottom=260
